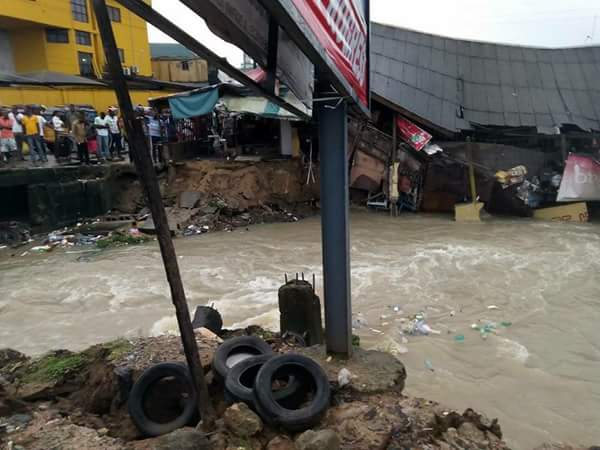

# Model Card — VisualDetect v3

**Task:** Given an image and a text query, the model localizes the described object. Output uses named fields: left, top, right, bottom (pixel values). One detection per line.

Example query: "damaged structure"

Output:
left=348, top=23, right=600, bottom=220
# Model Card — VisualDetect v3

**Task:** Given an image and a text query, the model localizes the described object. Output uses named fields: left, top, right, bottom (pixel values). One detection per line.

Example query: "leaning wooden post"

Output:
left=92, top=0, right=215, bottom=429
left=390, top=113, right=398, bottom=216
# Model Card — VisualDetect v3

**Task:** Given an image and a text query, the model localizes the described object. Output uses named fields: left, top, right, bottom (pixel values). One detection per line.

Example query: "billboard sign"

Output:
left=397, top=116, right=432, bottom=151
left=288, top=0, right=369, bottom=108
left=557, top=154, right=600, bottom=202
left=182, top=0, right=370, bottom=116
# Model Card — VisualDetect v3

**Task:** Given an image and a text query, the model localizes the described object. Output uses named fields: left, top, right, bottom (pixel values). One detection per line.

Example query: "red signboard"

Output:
left=290, top=0, right=369, bottom=108
left=396, top=117, right=432, bottom=151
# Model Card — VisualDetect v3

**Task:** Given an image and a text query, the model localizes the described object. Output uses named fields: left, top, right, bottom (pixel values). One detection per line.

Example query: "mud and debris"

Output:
left=2, top=159, right=319, bottom=253
left=1, top=327, right=594, bottom=450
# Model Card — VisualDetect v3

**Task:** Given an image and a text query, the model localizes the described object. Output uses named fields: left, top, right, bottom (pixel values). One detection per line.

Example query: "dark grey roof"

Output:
left=19, top=71, right=106, bottom=87
left=371, top=23, right=600, bottom=133
left=150, top=43, right=197, bottom=60
left=0, top=71, right=40, bottom=85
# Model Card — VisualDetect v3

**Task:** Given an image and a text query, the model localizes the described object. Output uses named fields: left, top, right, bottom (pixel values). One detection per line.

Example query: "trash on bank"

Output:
left=424, top=359, right=434, bottom=371
left=404, top=312, right=441, bottom=336
left=496, top=165, right=527, bottom=188
left=96, top=230, right=153, bottom=249
left=454, top=334, right=465, bottom=342
left=337, top=368, right=352, bottom=388
left=30, top=245, right=53, bottom=253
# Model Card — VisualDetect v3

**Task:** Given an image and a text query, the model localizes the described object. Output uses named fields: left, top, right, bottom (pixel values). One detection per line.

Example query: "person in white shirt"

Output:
left=51, top=111, right=65, bottom=132
left=106, top=108, right=122, bottom=159
left=36, top=108, right=49, bottom=162
left=94, top=112, right=110, bottom=162
left=9, top=108, right=24, bottom=160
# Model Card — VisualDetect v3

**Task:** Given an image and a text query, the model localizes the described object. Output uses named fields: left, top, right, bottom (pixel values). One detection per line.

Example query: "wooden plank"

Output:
left=533, top=202, right=589, bottom=223
left=92, top=0, right=216, bottom=429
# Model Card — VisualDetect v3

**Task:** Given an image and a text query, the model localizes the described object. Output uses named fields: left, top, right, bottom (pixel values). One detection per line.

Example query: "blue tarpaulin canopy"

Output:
left=149, top=82, right=309, bottom=120
left=168, top=87, right=219, bottom=119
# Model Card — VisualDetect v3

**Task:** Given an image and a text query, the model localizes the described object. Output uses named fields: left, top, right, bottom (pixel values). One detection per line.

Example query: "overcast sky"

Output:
left=148, top=0, right=600, bottom=66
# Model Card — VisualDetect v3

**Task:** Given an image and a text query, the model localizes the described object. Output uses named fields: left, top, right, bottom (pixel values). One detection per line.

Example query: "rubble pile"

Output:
left=1, top=327, right=594, bottom=450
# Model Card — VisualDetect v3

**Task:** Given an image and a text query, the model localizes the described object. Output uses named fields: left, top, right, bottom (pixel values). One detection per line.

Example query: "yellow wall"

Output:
left=151, top=59, right=208, bottom=83
left=0, top=86, right=165, bottom=113
left=1, top=0, right=152, bottom=77
left=11, top=28, right=48, bottom=73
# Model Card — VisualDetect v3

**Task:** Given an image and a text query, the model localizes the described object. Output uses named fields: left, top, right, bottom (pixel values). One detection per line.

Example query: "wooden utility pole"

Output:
left=92, top=0, right=215, bottom=429
left=390, top=113, right=397, bottom=217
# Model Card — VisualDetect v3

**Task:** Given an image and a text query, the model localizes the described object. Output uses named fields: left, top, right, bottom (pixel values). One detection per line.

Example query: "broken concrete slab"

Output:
left=179, top=191, right=204, bottom=209
left=296, top=346, right=406, bottom=394
left=140, top=207, right=199, bottom=233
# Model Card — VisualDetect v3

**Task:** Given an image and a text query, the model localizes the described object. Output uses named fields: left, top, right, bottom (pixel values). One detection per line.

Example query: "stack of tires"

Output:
left=128, top=335, right=330, bottom=437
left=216, top=336, right=331, bottom=431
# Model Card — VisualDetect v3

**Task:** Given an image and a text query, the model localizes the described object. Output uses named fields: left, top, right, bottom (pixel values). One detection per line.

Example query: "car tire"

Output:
left=191, top=305, right=223, bottom=334
left=128, top=363, right=198, bottom=437
left=212, top=336, right=273, bottom=380
left=224, top=354, right=300, bottom=409
left=253, top=354, right=330, bottom=432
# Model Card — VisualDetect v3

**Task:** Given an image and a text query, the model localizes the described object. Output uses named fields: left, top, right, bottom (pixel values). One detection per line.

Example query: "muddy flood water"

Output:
left=1, top=211, right=599, bottom=448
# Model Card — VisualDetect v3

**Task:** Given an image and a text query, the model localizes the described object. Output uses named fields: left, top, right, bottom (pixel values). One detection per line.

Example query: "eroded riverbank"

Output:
left=1, top=212, right=599, bottom=448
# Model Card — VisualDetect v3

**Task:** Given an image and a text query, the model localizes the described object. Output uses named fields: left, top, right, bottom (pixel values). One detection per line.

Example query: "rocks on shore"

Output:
left=1, top=328, right=596, bottom=450
left=223, top=403, right=263, bottom=438
left=295, top=429, right=340, bottom=450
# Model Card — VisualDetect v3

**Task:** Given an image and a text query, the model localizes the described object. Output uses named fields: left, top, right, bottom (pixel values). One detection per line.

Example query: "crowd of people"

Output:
left=0, top=104, right=176, bottom=167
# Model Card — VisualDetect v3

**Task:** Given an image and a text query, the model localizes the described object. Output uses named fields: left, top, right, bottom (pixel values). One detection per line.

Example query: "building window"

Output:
left=75, top=30, right=91, bottom=46
left=71, top=0, right=89, bottom=23
left=46, top=28, right=69, bottom=44
left=118, top=48, right=125, bottom=63
left=78, top=51, right=94, bottom=76
left=107, top=6, right=121, bottom=22
left=181, top=61, right=190, bottom=71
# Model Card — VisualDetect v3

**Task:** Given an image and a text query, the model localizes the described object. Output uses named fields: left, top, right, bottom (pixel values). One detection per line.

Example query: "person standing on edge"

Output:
left=147, top=110, right=162, bottom=164
left=94, top=111, right=110, bottom=162
left=10, top=107, right=24, bottom=161
left=37, top=107, right=49, bottom=162
left=0, top=109, right=16, bottom=164
left=22, top=108, right=44, bottom=166
left=51, top=110, right=65, bottom=132
left=107, top=108, right=123, bottom=160
left=71, top=112, right=89, bottom=165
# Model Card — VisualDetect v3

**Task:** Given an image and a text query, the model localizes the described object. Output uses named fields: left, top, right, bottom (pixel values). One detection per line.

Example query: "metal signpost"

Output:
left=257, top=0, right=371, bottom=356
left=101, top=3, right=369, bottom=383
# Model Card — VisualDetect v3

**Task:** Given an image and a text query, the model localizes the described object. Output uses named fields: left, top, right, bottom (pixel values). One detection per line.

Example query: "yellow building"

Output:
left=0, top=0, right=152, bottom=77
left=0, top=0, right=164, bottom=111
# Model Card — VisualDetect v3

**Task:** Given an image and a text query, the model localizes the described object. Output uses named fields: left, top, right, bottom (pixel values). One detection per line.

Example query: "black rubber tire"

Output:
left=191, top=305, right=223, bottom=334
left=212, top=336, right=273, bottom=380
left=224, top=355, right=300, bottom=409
left=128, top=363, right=198, bottom=437
left=253, top=354, right=331, bottom=432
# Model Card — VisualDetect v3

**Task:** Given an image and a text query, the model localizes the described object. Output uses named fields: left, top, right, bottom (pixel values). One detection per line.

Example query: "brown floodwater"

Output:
left=1, top=211, right=599, bottom=449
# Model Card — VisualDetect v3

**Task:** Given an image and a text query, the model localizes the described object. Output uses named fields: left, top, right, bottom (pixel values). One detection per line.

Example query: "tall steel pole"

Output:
left=92, top=0, right=215, bottom=429
left=318, top=99, right=352, bottom=357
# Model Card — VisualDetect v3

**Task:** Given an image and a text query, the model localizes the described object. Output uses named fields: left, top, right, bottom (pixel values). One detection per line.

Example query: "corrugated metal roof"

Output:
left=371, top=23, right=600, bottom=133
left=150, top=43, right=198, bottom=60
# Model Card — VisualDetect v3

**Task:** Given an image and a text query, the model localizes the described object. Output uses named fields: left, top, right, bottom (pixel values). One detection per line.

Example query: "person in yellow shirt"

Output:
left=22, top=109, right=46, bottom=165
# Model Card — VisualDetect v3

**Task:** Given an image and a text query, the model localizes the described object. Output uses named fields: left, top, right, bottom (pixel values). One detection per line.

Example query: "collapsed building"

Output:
left=348, top=23, right=600, bottom=219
